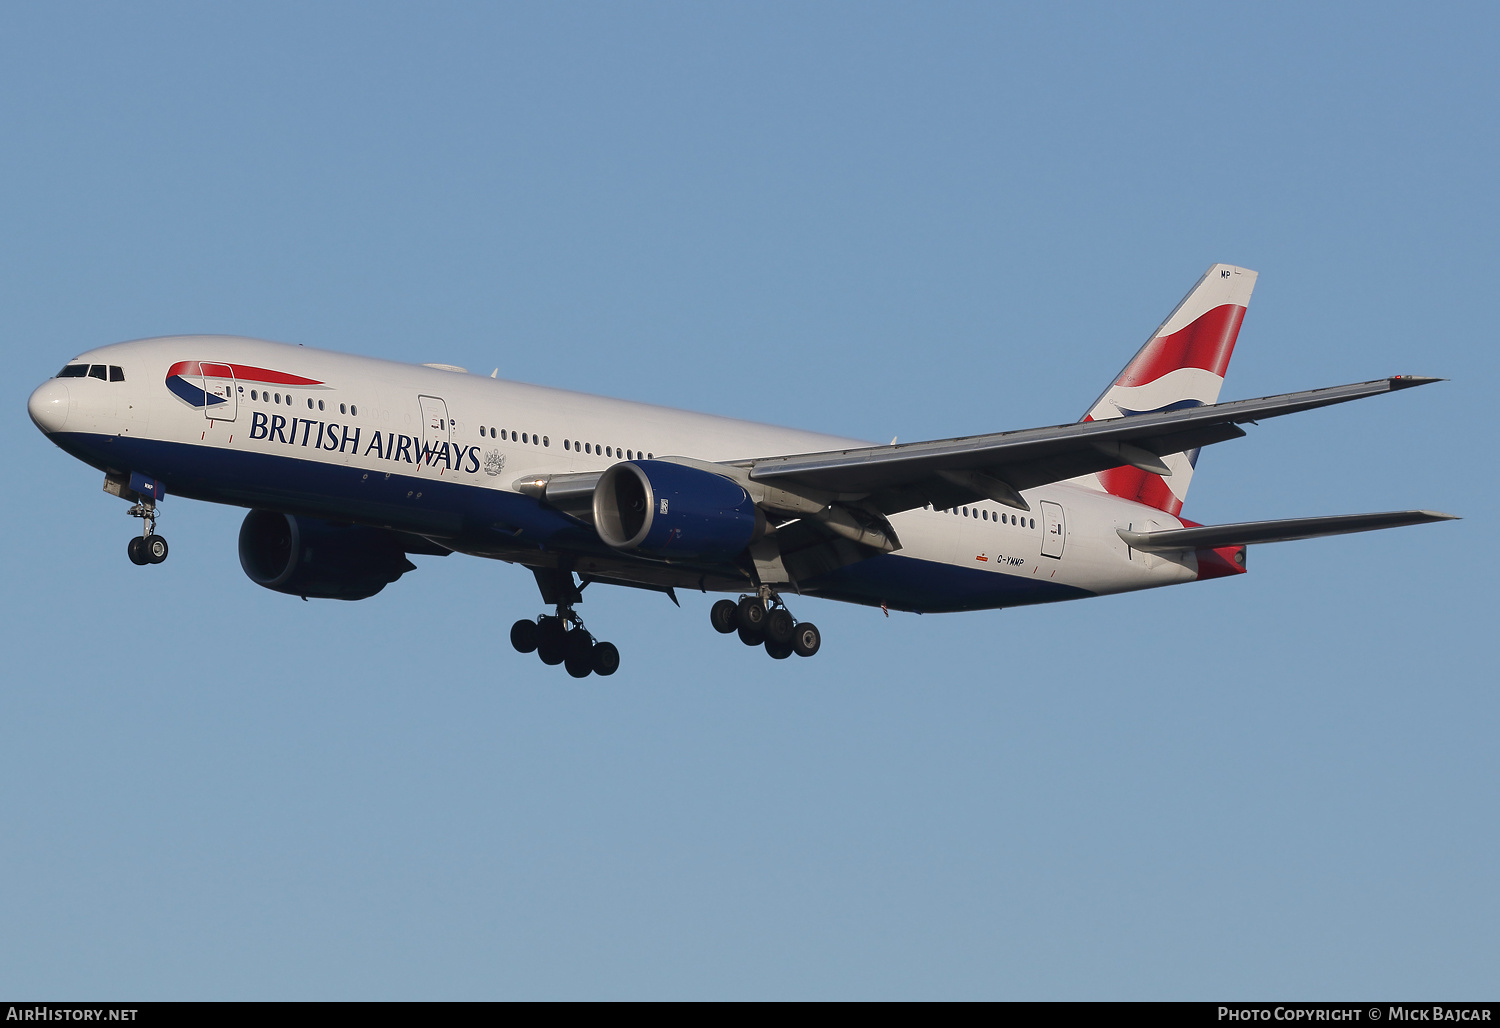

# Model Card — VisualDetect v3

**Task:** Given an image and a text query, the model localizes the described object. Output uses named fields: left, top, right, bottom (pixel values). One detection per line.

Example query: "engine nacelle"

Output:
left=593, top=460, right=761, bottom=561
left=238, top=510, right=416, bottom=600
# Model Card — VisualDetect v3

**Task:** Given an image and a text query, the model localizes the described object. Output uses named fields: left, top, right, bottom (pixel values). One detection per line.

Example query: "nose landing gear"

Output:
left=511, top=568, right=620, bottom=677
left=710, top=589, right=820, bottom=660
left=125, top=500, right=168, bottom=566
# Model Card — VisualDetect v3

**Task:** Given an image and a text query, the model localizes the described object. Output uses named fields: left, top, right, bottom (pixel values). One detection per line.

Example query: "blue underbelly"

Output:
left=51, top=431, right=581, bottom=542
left=801, top=552, right=1093, bottom=613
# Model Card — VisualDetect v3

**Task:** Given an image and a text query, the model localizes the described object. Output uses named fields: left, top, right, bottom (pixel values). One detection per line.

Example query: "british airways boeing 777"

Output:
left=27, top=264, right=1455, bottom=676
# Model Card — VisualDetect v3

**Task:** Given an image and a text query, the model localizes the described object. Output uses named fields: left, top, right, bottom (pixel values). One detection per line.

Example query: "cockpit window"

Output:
left=88, top=365, right=107, bottom=381
left=57, top=364, right=88, bottom=378
left=109, top=366, right=125, bottom=382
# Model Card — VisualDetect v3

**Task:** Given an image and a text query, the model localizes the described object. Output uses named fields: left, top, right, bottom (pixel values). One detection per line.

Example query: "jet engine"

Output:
left=238, top=510, right=417, bottom=600
left=593, top=460, right=762, bottom=561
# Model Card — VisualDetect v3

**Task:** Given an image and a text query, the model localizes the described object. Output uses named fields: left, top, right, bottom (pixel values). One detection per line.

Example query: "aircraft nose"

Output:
left=28, top=379, right=70, bottom=434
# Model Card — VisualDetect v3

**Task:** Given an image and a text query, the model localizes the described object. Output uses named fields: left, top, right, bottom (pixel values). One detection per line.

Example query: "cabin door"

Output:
left=1040, top=500, right=1066, bottom=559
left=418, top=395, right=450, bottom=464
left=200, top=363, right=237, bottom=421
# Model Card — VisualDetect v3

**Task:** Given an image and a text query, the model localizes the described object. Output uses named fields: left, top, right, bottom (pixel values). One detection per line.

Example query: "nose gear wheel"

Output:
left=125, top=499, right=168, bottom=565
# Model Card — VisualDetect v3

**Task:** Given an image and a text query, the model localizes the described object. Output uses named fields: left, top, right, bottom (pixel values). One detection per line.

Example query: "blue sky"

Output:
left=2, top=2, right=1495, bottom=999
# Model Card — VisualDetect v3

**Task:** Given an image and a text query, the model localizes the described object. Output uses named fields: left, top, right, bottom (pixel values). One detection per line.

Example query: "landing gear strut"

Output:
left=511, top=568, right=620, bottom=677
left=710, top=588, right=820, bottom=660
left=126, top=500, right=168, bottom=566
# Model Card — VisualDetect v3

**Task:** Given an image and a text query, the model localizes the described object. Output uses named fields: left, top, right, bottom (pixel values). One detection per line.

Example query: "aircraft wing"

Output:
left=1118, top=510, right=1458, bottom=552
left=736, top=376, right=1440, bottom=514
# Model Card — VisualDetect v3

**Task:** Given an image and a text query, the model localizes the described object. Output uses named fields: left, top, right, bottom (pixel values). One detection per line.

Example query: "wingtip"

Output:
left=1417, top=510, right=1461, bottom=522
left=1388, top=375, right=1446, bottom=389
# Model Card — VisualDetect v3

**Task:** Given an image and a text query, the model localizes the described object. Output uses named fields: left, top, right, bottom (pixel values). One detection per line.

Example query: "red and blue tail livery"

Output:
left=1080, top=264, right=1256, bottom=516
left=29, top=264, right=1455, bottom=675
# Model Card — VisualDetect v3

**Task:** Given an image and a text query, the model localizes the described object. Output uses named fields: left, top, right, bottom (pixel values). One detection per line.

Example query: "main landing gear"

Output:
left=511, top=568, right=620, bottom=678
left=510, top=612, right=620, bottom=678
left=710, top=590, right=821, bottom=660
left=125, top=500, right=168, bottom=566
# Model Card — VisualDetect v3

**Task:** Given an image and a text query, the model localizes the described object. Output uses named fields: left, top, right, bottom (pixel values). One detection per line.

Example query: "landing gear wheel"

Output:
left=710, top=599, right=739, bottom=634
left=792, top=622, right=821, bottom=658
left=536, top=616, right=567, bottom=665
left=563, top=627, right=595, bottom=677
left=591, top=642, right=620, bottom=676
left=125, top=500, right=163, bottom=565
left=510, top=619, right=540, bottom=654
left=736, top=596, right=767, bottom=632
left=738, top=624, right=764, bottom=647
left=566, top=628, right=594, bottom=660
left=766, top=608, right=795, bottom=645
left=765, top=636, right=794, bottom=660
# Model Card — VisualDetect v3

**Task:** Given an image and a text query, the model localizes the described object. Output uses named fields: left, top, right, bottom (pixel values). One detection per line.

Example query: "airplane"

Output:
left=27, top=263, right=1456, bottom=677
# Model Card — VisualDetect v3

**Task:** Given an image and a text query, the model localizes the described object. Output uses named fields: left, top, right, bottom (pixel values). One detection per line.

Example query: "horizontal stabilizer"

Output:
left=1118, top=510, right=1459, bottom=552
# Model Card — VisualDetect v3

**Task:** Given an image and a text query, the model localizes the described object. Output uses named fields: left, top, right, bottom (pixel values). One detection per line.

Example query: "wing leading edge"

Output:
left=1118, top=510, right=1459, bottom=552
left=735, top=375, right=1441, bottom=515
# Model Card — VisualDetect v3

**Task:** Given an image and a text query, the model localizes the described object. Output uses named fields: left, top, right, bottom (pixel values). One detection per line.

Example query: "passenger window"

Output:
left=251, top=390, right=259, bottom=400
left=319, top=400, right=325, bottom=411
left=584, top=443, right=591, bottom=454
left=307, top=398, right=313, bottom=409
left=88, top=365, right=107, bottom=380
left=351, top=405, right=357, bottom=416
left=109, top=366, right=125, bottom=382
left=340, top=403, right=346, bottom=414
left=521, top=433, right=528, bottom=444
left=57, top=364, right=88, bottom=378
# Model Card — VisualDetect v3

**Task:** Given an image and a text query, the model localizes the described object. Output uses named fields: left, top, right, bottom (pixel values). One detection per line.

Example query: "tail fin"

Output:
left=1080, top=263, right=1258, bottom=515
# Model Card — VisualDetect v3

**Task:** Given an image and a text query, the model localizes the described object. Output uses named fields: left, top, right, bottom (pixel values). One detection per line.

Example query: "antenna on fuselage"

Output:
left=491, top=368, right=498, bottom=378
